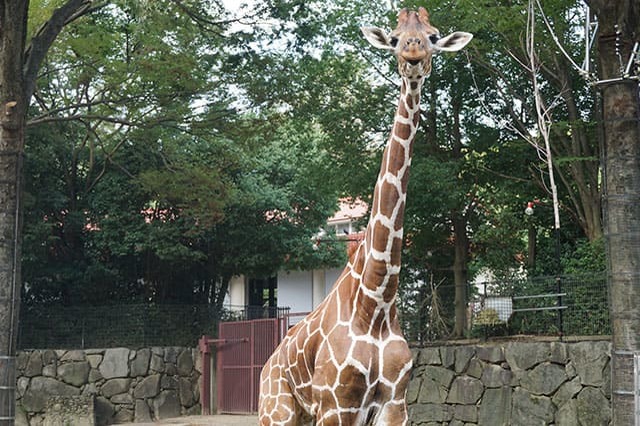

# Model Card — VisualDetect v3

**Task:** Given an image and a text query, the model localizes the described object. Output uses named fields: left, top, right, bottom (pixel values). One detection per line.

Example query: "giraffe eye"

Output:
left=389, top=37, right=399, bottom=47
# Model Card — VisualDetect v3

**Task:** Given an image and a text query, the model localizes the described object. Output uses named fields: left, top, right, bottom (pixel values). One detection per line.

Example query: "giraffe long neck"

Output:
left=357, top=77, right=423, bottom=304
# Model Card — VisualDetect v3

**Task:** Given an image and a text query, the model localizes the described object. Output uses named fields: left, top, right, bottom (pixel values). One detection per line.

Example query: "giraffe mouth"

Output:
left=407, top=59, right=421, bottom=66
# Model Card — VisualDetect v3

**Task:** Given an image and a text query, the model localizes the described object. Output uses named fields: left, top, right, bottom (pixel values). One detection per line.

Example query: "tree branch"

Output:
left=23, top=0, right=96, bottom=101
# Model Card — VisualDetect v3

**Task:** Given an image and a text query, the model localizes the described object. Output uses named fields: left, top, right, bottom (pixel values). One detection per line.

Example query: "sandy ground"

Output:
left=119, top=414, right=258, bottom=425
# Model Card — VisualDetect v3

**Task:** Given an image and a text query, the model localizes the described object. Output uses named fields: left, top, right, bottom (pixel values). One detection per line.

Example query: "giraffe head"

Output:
left=361, top=7, right=473, bottom=78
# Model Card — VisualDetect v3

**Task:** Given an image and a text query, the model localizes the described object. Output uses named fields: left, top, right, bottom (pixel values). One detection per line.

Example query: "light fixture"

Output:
left=525, top=201, right=535, bottom=216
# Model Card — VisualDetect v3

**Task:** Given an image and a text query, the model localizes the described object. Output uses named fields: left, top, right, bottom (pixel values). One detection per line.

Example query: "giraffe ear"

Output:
left=361, top=26, right=395, bottom=51
left=433, top=31, right=473, bottom=52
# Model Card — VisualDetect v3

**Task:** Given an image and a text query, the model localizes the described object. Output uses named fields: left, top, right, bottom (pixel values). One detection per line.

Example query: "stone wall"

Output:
left=15, top=347, right=201, bottom=425
left=407, top=340, right=611, bottom=425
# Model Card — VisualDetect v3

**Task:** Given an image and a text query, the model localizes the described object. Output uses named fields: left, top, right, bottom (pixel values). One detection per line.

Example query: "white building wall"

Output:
left=277, top=270, right=313, bottom=314
left=312, top=270, right=326, bottom=309
left=324, top=267, right=344, bottom=295
left=227, top=275, right=246, bottom=309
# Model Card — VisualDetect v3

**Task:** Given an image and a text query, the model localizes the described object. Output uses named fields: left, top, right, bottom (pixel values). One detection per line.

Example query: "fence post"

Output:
left=199, top=336, right=212, bottom=415
left=556, top=276, right=564, bottom=340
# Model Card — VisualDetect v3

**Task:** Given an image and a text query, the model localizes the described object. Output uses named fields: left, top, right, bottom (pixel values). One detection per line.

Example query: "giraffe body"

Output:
left=259, top=8, right=472, bottom=425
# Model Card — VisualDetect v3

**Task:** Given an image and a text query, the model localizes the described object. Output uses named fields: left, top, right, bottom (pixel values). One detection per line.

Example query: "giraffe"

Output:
left=259, top=7, right=472, bottom=425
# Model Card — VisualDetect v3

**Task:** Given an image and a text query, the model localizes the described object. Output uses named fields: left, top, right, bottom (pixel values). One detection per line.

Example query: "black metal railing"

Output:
left=399, top=274, right=610, bottom=344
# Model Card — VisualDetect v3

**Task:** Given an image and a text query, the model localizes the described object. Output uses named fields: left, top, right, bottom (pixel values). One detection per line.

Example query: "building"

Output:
left=225, top=199, right=367, bottom=321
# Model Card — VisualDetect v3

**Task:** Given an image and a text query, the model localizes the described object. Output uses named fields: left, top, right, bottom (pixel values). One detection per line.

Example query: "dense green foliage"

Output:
left=22, top=0, right=605, bottom=326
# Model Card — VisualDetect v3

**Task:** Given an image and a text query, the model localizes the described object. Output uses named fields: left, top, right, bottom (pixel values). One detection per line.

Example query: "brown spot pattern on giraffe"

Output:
left=259, top=7, right=472, bottom=425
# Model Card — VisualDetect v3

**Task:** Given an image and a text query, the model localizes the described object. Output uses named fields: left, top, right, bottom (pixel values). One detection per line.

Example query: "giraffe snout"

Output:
left=400, top=37, right=427, bottom=64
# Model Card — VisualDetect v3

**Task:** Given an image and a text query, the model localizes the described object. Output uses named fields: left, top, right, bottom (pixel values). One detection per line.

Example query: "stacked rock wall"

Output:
left=15, top=340, right=612, bottom=425
left=16, top=347, right=201, bottom=425
left=407, top=340, right=611, bottom=425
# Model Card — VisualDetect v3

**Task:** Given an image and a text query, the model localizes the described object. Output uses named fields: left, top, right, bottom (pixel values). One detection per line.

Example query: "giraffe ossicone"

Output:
left=259, top=7, right=472, bottom=425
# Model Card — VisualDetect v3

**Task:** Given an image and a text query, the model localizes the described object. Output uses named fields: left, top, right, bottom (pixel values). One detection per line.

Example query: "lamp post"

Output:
left=524, top=199, right=563, bottom=338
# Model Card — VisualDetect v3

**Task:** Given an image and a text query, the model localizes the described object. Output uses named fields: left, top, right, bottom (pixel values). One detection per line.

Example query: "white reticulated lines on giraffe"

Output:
left=259, top=7, right=473, bottom=426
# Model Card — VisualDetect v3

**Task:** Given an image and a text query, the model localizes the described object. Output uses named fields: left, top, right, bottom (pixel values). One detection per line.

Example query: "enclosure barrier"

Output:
left=0, top=355, right=15, bottom=425
left=399, top=274, right=609, bottom=344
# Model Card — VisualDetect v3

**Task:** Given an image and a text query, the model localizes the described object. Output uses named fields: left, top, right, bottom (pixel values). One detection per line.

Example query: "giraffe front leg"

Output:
left=374, top=400, right=409, bottom=425
left=259, top=389, right=300, bottom=426
left=259, top=356, right=301, bottom=425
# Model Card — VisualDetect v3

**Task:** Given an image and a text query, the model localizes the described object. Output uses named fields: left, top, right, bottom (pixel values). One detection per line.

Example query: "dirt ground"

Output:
left=120, top=414, right=258, bottom=425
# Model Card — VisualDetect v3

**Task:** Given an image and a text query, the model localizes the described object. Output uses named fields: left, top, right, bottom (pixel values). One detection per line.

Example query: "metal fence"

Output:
left=18, top=275, right=609, bottom=349
left=400, top=274, right=610, bottom=344
left=17, top=304, right=290, bottom=349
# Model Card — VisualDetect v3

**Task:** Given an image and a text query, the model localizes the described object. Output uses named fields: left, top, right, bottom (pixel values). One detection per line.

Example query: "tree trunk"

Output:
left=0, top=0, right=91, bottom=421
left=588, top=1, right=640, bottom=423
left=452, top=214, right=469, bottom=338
left=0, top=1, right=28, bottom=423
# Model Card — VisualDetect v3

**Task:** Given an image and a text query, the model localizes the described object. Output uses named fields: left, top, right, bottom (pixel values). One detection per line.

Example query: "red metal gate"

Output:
left=216, top=318, right=284, bottom=414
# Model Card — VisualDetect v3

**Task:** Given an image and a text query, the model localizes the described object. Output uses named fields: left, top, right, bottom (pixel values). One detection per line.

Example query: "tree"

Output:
left=21, top=0, right=237, bottom=306
left=0, top=1, right=100, bottom=421
left=0, top=0, right=250, bottom=420
left=585, top=1, right=640, bottom=424
left=20, top=0, right=344, bottom=312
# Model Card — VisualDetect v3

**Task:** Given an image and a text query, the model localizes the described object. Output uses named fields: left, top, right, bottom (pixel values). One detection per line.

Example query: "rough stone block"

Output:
left=453, top=404, right=477, bottom=423
left=467, top=358, right=484, bottom=378
left=135, top=399, right=153, bottom=423
left=576, top=387, right=610, bottom=426
left=153, top=390, right=181, bottom=419
left=162, top=375, right=179, bottom=390
left=134, top=374, right=161, bottom=399
left=164, top=347, right=179, bottom=364
left=177, top=349, right=194, bottom=376
left=569, top=341, right=610, bottom=387
left=454, top=346, right=475, bottom=373
left=406, top=375, right=421, bottom=404
left=418, top=366, right=455, bottom=403
left=409, top=403, right=453, bottom=423
left=99, top=348, right=130, bottom=379
left=511, top=388, right=554, bottom=426
left=446, top=376, right=483, bottom=404
left=476, top=345, right=505, bottom=364
left=552, top=376, right=582, bottom=407
left=440, top=347, right=455, bottom=368
left=549, top=342, right=568, bottom=364
left=478, top=386, right=511, bottom=426
left=179, top=377, right=196, bottom=407
left=15, top=403, right=28, bottom=426
left=87, top=354, right=102, bottom=369
left=555, top=399, right=579, bottom=426
left=95, top=396, right=115, bottom=426
left=150, top=353, right=165, bottom=373
left=520, top=362, right=567, bottom=396
left=101, top=378, right=132, bottom=398
left=24, top=352, right=43, bottom=377
left=419, top=348, right=441, bottom=365
left=58, top=361, right=91, bottom=387
left=89, top=368, right=103, bottom=383
left=505, top=342, right=549, bottom=371
left=481, top=363, right=512, bottom=388
left=17, top=351, right=29, bottom=371
left=42, top=350, right=57, bottom=366
left=60, top=350, right=86, bottom=362
left=130, top=348, right=151, bottom=377
left=42, top=364, right=56, bottom=377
